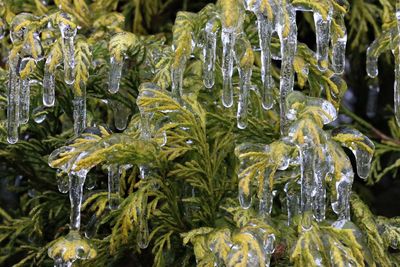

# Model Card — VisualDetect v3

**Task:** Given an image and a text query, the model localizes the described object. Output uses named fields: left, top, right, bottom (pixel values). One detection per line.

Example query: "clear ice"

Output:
left=43, top=58, right=56, bottom=107
left=7, top=56, right=21, bottom=144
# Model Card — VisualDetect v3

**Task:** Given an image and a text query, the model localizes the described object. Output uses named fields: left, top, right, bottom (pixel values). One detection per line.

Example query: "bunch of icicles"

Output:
left=46, top=84, right=166, bottom=266
left=169, top=0, right=348, bottom=131
left=366, top=3, right=400, bottom=126
left=5, top=12, right=82, bottom=144
left=235, top=91, right=375, bottom=230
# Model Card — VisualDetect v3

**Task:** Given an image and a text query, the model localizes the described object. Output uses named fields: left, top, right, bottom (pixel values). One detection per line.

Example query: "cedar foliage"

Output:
left=0, top=0, right=400, bottom=266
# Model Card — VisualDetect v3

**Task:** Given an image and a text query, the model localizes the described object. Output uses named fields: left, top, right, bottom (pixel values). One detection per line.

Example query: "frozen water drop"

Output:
left=32, top=106, right=47, bottom=123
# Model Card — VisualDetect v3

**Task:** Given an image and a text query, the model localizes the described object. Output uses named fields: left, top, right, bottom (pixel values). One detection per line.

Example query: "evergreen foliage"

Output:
left=0, top=0, right=400, bottom=266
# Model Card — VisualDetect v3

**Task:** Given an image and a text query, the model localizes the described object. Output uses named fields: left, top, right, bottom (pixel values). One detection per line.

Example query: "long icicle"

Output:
left=43, top=59, right=56, bottom=107
left=203, top=19, right=218, bottom=89
left=69, top=172, right=86, bottom=230
left=236, top=39, right=254, bottom=129
left=7, top=56, right=20, bottom=144
left=256, top=14, right=274, bottom=110
left=277, top=3, right=297, bottom=133
left=59, top=14, right=77, bottom=85
left=221, top=30, right=236, bottom=108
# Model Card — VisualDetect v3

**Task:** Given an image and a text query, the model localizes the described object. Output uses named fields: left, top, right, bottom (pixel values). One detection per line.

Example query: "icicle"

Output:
left=69, top=173, right=86, bottom=230
left=108, top=56, right=124, bottom=94
left=256, top=14, right=274, bottom=110
left=203, top=19, right=218, bottom=89
left=332, top=15, right=347, bottom=74
left=73, top=94, right=86, bottom=135
left=59, top=14, right=77, bottom=85
left=314, top=11, right=331, bottom=72
left=7, top=56, right=21, bottom=144
left=277, top=5, right=297, bottom=133
left=366, top=38, right=380, bottom=78
left=43, top=62, right=55, bottom=107
left=331, top=127, right=374, bottom=179
left=107, top=164, right=120, bottom=210
left=235, top=39, right=253, bottom=129
left=32, top=106, right=47, bottom=123
left=137, top=195, right=149, bottom=249
left=221, top=30, right=236, bottom=108
left=110, top=99, right=130, bottom=131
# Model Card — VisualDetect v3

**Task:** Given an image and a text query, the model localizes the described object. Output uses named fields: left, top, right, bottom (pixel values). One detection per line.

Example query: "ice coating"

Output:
left=171, top=58, right=185, bottom=102
left=395, top=4, right=400, bottom=125
left=203, top=19, right=218, bottom=89
left=69, top=172, right=86, bottom=230
left=108, top=56, right=124, bottom=94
